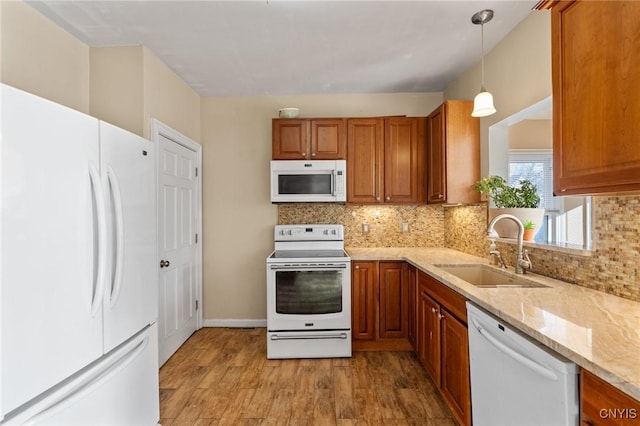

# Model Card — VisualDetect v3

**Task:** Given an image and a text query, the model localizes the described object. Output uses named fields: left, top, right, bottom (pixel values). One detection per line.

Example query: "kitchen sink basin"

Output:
left=435, top=264, right=549, bottom=288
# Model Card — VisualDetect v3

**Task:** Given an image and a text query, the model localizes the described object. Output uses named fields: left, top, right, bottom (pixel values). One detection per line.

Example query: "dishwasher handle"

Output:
left=471, top=317, right=559, bottom=381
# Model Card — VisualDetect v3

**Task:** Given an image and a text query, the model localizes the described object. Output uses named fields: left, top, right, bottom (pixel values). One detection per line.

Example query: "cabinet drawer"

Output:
left=417, top=271, right=467, bottom=323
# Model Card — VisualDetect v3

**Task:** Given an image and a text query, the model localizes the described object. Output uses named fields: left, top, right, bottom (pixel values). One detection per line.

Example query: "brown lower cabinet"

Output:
left=581, top=369, right=640, bottom=426
left=353, top=260, right=640, bottom=426
left=351, top=261, right=412, bottom=351
left=417, top=270, right=471, bottom=426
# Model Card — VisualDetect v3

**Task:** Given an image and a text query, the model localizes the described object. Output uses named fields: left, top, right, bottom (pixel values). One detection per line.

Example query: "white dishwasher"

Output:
left=466, top=302, right=579, bottom=426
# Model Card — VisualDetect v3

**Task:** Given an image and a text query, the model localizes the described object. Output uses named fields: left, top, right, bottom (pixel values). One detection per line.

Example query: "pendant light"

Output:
left=471, top=9, right=496, bottom=117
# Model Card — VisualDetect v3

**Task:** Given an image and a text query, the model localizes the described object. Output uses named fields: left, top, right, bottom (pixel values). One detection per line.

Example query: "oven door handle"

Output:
left=269, top=264, right=347, bottom=270
left=270, top=333, right=348, bottom=341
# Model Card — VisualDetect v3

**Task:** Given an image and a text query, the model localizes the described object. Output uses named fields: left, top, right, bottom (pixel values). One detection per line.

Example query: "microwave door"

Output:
left=270, top=160, right=346, bottom=203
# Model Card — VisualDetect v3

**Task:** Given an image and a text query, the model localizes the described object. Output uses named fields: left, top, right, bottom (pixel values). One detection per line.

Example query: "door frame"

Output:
left=151, top=119, right=203, bottom=330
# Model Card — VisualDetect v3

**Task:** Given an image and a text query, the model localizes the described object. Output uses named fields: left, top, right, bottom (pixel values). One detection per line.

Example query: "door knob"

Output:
left=160, top=260, right=171, bottom=268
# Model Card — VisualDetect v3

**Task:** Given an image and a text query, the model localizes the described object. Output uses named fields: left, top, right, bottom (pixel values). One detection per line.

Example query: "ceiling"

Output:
left=27, top=1, right=537, bottom=97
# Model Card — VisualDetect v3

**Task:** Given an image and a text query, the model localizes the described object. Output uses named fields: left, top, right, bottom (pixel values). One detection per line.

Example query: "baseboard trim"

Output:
left=202, top=319, right=267, bottom=328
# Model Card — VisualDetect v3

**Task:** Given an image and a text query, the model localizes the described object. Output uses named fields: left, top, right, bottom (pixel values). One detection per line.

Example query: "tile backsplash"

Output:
left=278, top=204, right=444, bottom=247
left=279, top=196, right=640, bottom=302
left=444, top=197, right=640, bottom=302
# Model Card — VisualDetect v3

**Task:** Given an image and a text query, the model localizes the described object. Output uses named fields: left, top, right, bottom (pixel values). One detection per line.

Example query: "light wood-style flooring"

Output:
left=159, top=328, right=458, bottom=425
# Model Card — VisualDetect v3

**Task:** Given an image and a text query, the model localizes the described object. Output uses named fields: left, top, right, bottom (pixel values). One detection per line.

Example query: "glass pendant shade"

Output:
left=472, top=90, right=496, bottom=117
left=471, top=9, right=496, bottom=118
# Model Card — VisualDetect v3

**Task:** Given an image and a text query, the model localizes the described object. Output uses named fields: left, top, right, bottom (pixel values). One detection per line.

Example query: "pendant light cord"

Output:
left=480, top=22, right=485, bottom=90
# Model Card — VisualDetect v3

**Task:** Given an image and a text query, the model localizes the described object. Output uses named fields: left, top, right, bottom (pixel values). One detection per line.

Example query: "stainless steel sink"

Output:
left=435, top=264, right=549, bottom=288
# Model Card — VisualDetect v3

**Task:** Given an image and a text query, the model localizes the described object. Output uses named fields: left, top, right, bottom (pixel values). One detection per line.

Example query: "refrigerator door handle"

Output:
left=470, top=317, right=559, bottom=381
left=89, top=162, right=108, bottom=317
left=106, top=165, right=125, bottom=307
left=20, top=334, right=150, bottom=425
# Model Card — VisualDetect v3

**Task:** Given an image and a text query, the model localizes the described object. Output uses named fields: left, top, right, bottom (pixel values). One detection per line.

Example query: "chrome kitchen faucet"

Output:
left=487, top=214, right=532, bottom=274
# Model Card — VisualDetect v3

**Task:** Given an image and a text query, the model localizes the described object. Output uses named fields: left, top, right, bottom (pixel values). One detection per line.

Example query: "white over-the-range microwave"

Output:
left=270, top=160, right=346, bottom=203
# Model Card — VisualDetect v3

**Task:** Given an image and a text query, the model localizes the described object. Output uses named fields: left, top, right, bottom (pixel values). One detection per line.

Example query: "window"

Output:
left=509, top=149, right=591, bottom=249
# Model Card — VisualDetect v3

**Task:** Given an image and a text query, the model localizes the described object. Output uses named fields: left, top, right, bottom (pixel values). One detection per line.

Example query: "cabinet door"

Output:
left=379, top=262, right=408, bottom=339
left=272, top=119, right=310, bottom=159
left=441, top=309, right=471, bottom=426
left=418, top=289, right=441, bottom=386
left=351, top=261, right=378, bottom=341
left=427, top=101, right=479, bottom=204
left=347, top=118, right=384, bottom=203
left=407, top=265, right=417, bottom=350
left=551, top=1, right=640, bottom=195
left=384, top=117, right=426, bottom=203
left=581, top=369, right=640, bottom=426
left=427, top=105, right=446, bottom=203
left=310, top=119, right=346, bottom=159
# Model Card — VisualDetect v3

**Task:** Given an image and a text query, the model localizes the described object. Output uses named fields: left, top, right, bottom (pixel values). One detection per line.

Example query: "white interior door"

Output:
left=157, top=131, right=200, bottom=366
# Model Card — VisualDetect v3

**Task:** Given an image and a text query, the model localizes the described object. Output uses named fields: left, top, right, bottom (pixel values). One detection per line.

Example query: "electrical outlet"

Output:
left=402, top=223, right=410, bottom=233
left=362, top=223, right=370, bottom=234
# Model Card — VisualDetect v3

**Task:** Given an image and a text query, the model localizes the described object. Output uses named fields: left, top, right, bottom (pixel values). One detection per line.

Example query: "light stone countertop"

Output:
left=346, top=247, right=640, bottom=401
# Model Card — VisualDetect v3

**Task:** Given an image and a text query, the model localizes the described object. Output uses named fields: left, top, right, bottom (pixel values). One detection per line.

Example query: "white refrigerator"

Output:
left=0, top=84, right=159, bottom=424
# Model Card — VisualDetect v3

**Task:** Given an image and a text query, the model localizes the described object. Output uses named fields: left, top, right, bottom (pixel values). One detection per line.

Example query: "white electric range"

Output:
left=266, top=224, right=351, bottom=359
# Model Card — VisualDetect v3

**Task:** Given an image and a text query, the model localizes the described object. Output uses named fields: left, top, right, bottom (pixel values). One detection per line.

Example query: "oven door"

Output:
left=267, top=262, right=351, bottom=331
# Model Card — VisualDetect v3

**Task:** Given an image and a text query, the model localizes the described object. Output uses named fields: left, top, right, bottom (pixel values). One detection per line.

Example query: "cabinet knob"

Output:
left=311, top=152, right=316, bottom=157
left=301, top=152, right=306, bottom=157
left=376, top=196, right=380, bottom=201
left=438, top=194, right=443, bottom=199
left=438, top=313, right=444, bottom=320
left=160, top=260, right=170, bottom=268
left=431, top=307, right=437, bottom=314
left=385, top=196, right=391, bottom=201
left=355, top=265, right=360, bottom=269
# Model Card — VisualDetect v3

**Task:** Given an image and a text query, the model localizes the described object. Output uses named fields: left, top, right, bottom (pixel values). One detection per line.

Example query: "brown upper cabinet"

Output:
left=272, top=118, right=346, bottom=160
left=540, top=0, right=640, bottom=195
left=427, top=101, right=480, bottom=204
left=347, top=117, right=426, bottom=204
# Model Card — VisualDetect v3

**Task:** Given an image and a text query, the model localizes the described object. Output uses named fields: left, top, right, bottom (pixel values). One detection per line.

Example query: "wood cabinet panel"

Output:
left=581, top=369, right=640, bottom=426
left=379, top=262, right=408, bottom=339
left=347, top=119, right=384, bottom=203
left=551, top=0, right=640, bottom=195
left=427, top=105, right=446, bottom=203
left=351, top=261, right=378, bottom=341
left=310, top=119, right=346, bottom=159
left=272, top=119, right=309, bottom=160
left=273, top=118, right=345, bottom=160
left=407, top=264, right=417, bottom=350
left=417, top=287, right=441, bottom=386
left=417, top=270, right=471, bottom=426
left=384, top=117, right=426, bottom=203
left=347, top=117, right=425, bottom=204
left=419, top=271, right=467, bottom=323
left=427, top=101, right=480, bottom=204
left=441, top=310, right=471, bottom=426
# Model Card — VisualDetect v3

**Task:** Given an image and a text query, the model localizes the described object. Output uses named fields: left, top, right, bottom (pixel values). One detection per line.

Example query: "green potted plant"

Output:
left=523, top=220, right=536, bottom=241
left=475, top=175, right=544, bottom=239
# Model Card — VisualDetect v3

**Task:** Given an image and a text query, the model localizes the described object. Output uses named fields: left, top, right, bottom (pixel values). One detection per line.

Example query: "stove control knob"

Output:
left=287, top=230, right=293, bottom=236
left=331, top=230, right=337, bottom=235
left=279, top=230, right=285, bottom=236
left=323, top=230, right=329, bottom=235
